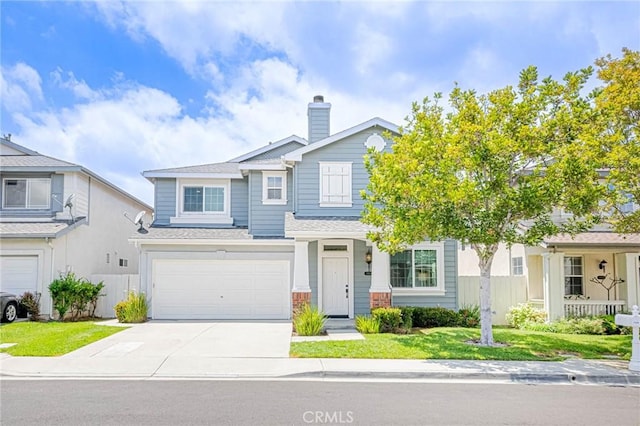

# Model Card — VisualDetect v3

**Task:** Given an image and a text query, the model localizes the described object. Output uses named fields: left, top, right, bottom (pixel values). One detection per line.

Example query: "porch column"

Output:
left=369, top=244, right=391, bottom=310
left=542, top=252, right=565, bottom=321
left=624, top=253, right=640, bottom=307
left=292, top=240, right=311, bottom=313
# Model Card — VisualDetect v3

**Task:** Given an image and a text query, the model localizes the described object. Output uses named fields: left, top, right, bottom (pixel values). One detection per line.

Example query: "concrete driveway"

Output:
left=64, top=320, right=292, bottom=360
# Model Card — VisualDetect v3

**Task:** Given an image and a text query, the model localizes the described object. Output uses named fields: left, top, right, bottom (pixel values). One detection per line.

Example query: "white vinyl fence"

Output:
left=91, top=274, right=140, bottom=318
left=458, top=276, right=528, bottom=325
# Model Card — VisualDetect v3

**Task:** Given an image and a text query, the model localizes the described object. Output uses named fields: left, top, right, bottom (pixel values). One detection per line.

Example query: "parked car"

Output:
left=1, top=292, right=18, bottom=323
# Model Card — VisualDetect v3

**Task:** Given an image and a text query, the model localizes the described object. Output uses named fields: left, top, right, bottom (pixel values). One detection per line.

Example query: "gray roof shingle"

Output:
left=0, top=155, right=78, bottom=168
left=130, top=227, right=253, bottom=240
left=0, top=222, right=70, bottom=238
left=144, top=162, right=240, bottom=174
left=285, top=212, right=373, bottom=235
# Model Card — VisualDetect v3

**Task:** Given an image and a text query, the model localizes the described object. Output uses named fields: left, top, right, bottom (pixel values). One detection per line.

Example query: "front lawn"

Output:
left=0, top=321, right=126, bottom=357
left=290, top=328, right=632, bottom=361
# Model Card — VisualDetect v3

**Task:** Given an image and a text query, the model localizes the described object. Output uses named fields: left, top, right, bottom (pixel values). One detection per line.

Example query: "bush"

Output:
left=457, top=304, right=480, bottom=328
left=506, top=303, right=547, bottom=329
left=355, top=315, right=380, bottom=334
left=399, top=306, right=414, bottom=330
left=411, top=306, right=460, bottom=328
left=49, top=272, right=104, bottom=321
left=114, top=291, right=149, bottom=323
left=18, top=292, right=41, bottom=321
left=520, top=315, right=626, bottom=335
left=293, top=304, right=326, bottom=336
left=372, top=307, right=402, bottom=333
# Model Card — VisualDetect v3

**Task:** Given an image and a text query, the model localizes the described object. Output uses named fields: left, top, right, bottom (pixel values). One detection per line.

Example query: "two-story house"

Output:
left=0, top=136, right=152, bottom=318
left=132, top=96, right=458, bottom=320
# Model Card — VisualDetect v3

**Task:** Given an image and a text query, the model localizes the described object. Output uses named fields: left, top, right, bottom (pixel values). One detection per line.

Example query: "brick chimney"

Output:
left=307, top=95, right=331, bottom=143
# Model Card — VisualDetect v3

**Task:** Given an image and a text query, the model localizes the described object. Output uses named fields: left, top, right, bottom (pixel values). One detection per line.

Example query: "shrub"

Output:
left=411, top=306, right=459, bottom=328
left=399, top=306, right=414, bottom=330
left=114, top=291, right=149, bottom=323
left=372, top=307, right=402, bottom=333
left=457, top=304, right=480, bottom=328
left=18, top=292, right=41, bottom=321
left=355, top=315, right=380, bottom=334
left=552, top=317, right=607, bottom=335
left=49, top=272, right=104, bottom=321
left=506, top=303, right=547, bottom=329
left=293, top=304, right=326, bottom=336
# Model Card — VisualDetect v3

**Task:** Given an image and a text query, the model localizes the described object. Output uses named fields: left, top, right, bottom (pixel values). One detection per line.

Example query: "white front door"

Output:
left=322, top=256, right=350, bottom=317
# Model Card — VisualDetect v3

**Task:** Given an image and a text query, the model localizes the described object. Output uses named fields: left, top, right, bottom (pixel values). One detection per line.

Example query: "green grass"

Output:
left=290, top=327, right=632, bottom=361
left=0, top=321, right=126, bottom=357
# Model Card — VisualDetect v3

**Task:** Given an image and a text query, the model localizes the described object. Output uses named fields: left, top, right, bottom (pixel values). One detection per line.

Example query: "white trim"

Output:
left=143, top=172, right=243, bottom=179
left=262, top=171, right=288, bottom=205
left=2, top=177, right=51, bottom=210
left=228, top=135, right=308, bottom=163
left=318, top=239, right=354, bottom=318
left=130, top=238, right=295, bottom=246
left=389, top=241, right=446, bottom=293
left=174, top=178, right=232, bottom=224
left=319, top=162, right=352, bottom=207
left=284, top=118, right=399, bottom=162
left=238, top=163, right=287, bottom=171
left=169, top=216, right=234, bottom=225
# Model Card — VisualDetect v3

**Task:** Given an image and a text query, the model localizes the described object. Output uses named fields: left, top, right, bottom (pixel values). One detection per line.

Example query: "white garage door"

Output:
left=152, top=259, right=290, bottom=320
left=0, top=256, right=38, bottom=296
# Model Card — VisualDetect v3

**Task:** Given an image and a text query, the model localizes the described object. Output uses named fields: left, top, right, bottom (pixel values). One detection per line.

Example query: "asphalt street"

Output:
left=1, top=380, right=638, bottom=426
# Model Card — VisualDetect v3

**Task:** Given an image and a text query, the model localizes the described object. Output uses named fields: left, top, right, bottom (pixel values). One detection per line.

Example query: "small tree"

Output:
left=363, top=66, right=602, bottom=345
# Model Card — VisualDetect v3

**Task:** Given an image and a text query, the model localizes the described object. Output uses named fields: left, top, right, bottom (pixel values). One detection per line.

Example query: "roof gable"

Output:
left=228, top=135, right=307, bottom=163
left=1, top=137, right=38, bottom=156
left=283, top=117, right=399, bottom=162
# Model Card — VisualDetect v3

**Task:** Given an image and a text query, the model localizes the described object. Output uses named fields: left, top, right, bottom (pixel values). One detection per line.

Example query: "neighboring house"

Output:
left=459, top=225, right=640, bottom=324
left=0, top=136, right=152, bottom=317
left=131, top=96, right=458, bottom=320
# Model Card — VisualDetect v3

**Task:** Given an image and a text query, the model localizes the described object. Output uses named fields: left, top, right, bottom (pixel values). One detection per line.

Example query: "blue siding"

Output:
left=246, top=141, right=305, bottom=161
left=354, top=240, right=371, bottom=315
left=392, top=240, right=458, bottom=309
left=0, top=172, right=57, bottom=218
left=248, top=169, right=293, bottom=237
left=309, top=241, right=318, bottom=306
left=294, top=129, right=393, bottom=216
left=51, top=174, right=64, bottom=213
left=231, top=177, right=248, bottom=227
left=308, top=104, right=330, bottom=143
left=153, top=178, right=176, bottom=225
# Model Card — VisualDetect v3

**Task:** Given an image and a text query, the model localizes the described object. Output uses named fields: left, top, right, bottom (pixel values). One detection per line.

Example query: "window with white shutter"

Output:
left=319, top=162, right=352, bottom=207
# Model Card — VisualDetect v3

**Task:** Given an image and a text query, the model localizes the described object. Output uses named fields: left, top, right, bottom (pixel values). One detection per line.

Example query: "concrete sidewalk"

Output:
left=1, top=353, right=639, bottom=385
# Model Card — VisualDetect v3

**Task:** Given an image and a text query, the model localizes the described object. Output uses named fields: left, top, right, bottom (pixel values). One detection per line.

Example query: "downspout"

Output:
left=282, top=157, right=296, bottom=214
left=46, top=237, right=55, bottom=319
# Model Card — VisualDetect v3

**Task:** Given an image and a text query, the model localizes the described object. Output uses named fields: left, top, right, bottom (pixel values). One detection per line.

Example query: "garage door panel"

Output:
left=0, top=256, right=38, bottom=296
left=152, top=258, right=290, bottom=320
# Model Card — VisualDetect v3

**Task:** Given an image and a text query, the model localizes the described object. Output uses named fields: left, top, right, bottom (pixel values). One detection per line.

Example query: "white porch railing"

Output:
left=564, top=300, right=626, bottom=317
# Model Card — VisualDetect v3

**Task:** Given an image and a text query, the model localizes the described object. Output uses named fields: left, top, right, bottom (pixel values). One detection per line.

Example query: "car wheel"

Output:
left=2, top=302, right=18, bottom=323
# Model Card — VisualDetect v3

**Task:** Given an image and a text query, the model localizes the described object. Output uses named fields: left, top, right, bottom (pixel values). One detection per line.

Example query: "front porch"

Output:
left=527, top=242, right=640, bottom=320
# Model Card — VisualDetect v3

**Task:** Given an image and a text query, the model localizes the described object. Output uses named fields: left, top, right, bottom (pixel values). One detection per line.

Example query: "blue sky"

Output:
left=1, top=1, right=639, bottom=205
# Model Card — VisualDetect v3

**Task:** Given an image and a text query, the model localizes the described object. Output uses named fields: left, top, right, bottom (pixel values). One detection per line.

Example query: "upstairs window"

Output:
left=183, top=186, right=225, bottom=213
left=2, top=178, right=51, bottom=209
left=319, top=162, right=352, bottom=207
left=262, top=171, right=287, bottom=205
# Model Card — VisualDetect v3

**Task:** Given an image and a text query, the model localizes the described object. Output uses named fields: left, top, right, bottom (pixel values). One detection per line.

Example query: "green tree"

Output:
left=592, top=48, right=640, bottom=233
left=362, top=66, right=602, bottom=345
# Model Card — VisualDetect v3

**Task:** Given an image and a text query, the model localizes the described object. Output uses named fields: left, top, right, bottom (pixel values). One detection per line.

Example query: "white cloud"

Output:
left=1, top=63, right=44, bottom=112
left=51, top=68, right=101, bottom=101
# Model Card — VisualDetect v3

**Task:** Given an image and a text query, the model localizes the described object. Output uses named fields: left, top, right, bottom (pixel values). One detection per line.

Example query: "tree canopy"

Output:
left=593, top=48, right=640, bottom=233
left=362, top=65, right=603, bottom=345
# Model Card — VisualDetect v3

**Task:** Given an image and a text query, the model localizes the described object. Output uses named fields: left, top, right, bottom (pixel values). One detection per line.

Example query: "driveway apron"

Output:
left=63, top=321, right=292, bottom=359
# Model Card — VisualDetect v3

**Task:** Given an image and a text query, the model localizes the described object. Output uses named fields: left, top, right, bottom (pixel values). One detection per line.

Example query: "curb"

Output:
left=283, top=370, right=640, bottom=385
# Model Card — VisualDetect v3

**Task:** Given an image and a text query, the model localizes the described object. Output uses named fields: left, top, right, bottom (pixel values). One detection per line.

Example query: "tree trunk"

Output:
left=478, top=256, right=494, bottom=346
